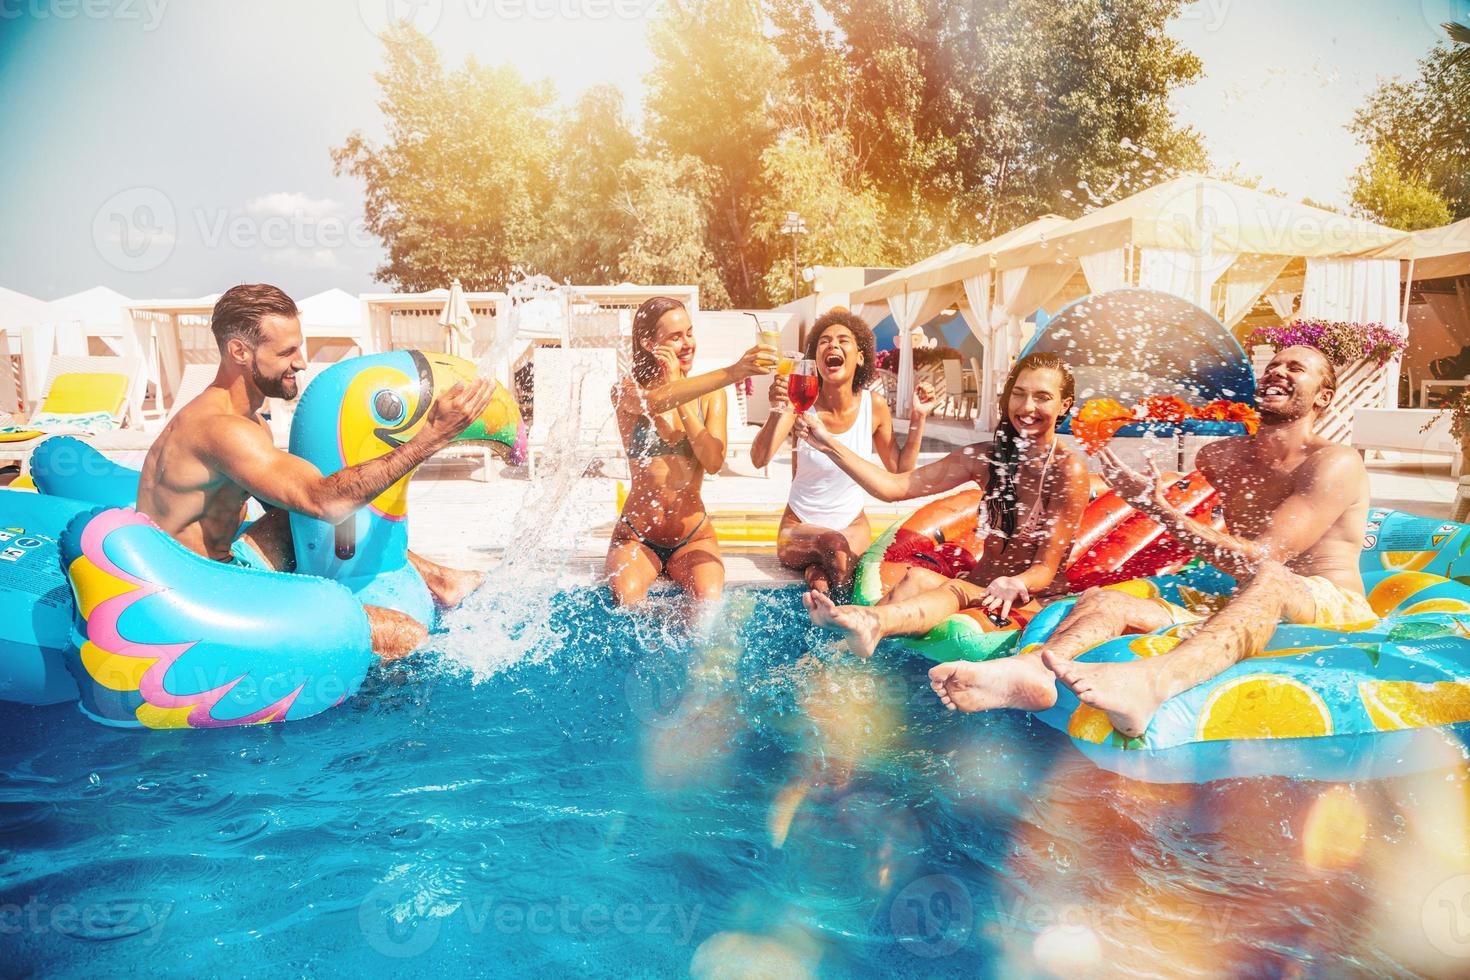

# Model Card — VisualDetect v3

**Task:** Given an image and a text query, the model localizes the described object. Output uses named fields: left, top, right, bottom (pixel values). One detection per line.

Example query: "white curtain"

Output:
left=19, top=323, right=54, bottom=406
left=889, top=288, right=952, bottom=418
left=1265, top=292, right=1297, bottom=321
left=1300, top=258, right=1402, bottom=326
left=1301, top=257, right=1406, bottom=406
left=1079, top=248, right=1127, bottom=295
left=1220, top=254, right=1292, bottom=330
left=959, top=272, right=998, bottom=431
left=1137, top=247, right=1237, bottom=310
left=156, top=315, right=184, bottom=409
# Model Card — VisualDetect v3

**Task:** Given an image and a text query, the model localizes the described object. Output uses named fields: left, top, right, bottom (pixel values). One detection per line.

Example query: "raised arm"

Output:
left=205, top=380, right=493, bottom=525
left=872, top=383, right=935, bottom=473
left=639, top=344, right=775, bottom=414
left=794, top=411, right=980, bottom=502
left=677, top=390, right=727, bottom=473
left=1100, top=444, right=1364, bottom=580
left=750, top=373, right=796, bottom=470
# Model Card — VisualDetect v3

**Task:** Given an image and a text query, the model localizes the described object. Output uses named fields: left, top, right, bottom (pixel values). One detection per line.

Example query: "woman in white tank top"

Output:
left=751, top=311, right=934, bottom=594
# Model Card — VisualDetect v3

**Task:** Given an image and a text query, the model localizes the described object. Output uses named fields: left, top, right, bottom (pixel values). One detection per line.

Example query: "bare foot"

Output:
left=804, top=564, right=831, bottom=595
left=1043, top=650, right=1162, bottom=738
left=927, top=654, right=1057, bottom=713
left=805, top=591, right=883, bottom=658
left=428, top=566, right=484, bottom=608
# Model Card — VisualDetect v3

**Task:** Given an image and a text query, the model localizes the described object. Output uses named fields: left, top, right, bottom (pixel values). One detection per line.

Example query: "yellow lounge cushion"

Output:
left=42, top=372, right=129, bottom=416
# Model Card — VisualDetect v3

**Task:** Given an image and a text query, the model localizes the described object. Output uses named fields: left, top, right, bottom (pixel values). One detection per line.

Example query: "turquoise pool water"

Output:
left=4, top=585, right=1469, bottom=976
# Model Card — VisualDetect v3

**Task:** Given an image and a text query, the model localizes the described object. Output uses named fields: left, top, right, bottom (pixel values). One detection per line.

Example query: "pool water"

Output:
left=5, top=585, right=1470, bottom=976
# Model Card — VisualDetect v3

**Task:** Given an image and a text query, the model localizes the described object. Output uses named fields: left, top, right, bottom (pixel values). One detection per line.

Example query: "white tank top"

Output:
left=789, top=390, right=877, bottom=530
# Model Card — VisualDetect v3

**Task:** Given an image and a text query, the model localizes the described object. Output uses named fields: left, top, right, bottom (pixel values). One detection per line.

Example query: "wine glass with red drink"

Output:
left=788, top=359, right=820, bottom=413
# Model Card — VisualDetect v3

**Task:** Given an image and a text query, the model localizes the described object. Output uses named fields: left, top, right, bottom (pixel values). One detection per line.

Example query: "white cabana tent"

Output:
left=361, top=289, right=505, bottom=367
left=0, top=286, right=56, bottom=402
left=122, top=296, right=220, bottom=412
left=297, top=288, right=368, bottom=362
left=850, top=216, right=1072, bottom=426
left=48, top=285, right=133, bottom=357
left=1367, top=217, right=1470, bottom=283
left=981, top=176, right=1414, bottom=422
left=1358, top=216, right=1470, bottom=402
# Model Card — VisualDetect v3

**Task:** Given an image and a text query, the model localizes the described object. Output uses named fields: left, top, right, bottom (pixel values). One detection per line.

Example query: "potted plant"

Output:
left=1247, top=319, right=1407, bottom=443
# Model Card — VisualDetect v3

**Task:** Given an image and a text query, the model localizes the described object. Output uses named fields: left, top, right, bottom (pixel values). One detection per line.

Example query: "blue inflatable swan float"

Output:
left=0, top=350, right=524, bottom=729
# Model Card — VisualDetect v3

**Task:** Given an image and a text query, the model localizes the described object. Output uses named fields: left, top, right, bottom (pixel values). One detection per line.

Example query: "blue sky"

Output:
left=0, top=0, right=1464, bottom=302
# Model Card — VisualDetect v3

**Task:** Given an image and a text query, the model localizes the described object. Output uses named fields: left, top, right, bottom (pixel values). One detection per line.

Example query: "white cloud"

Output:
left=263, top=246, right=345, bottom=270
left=246, top=192, right=340, bottom=219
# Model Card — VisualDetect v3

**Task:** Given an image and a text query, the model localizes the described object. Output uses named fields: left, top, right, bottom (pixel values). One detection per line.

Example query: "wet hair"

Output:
left=986, top=352, right=1075, bottom=539
left=630, top=296, right=688, bottom=386
left=803, top=310, right=876, bottom=392
left=1303, top=346, right=1337, bottom=405
left=211, top=283, right=298, bottom=352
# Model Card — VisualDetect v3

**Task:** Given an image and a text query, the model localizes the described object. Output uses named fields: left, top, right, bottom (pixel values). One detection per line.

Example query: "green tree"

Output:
left=1350, top=36, right=1470, bottom=221
left=539, top=85, right=639, bottom=283
left=332, top=27, right=559, bottom=291
left=1349, top=143, right=1453, bottom=231
left=750, top=120, right=892, bottom=302
left=644, top=0, right=784, bottom=306
left=771, top=0, right=1206, bottom=255
left=615, top=156, right=732, bottom=308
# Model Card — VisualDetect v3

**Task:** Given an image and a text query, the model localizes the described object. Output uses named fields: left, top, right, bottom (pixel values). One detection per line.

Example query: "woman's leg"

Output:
left=805, top=577, right=988, bottom=658
left=878, top=566, right=952, bottom=606
left=664, top=524, right=725, bottom=605
left=605, top=535, right=662, bottom=607
left=776, top=511, right=871, bottom=594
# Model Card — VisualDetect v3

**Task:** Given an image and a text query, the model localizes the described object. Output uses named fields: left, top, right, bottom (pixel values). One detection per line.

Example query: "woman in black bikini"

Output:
left=606, top=296, right=777, bottom=606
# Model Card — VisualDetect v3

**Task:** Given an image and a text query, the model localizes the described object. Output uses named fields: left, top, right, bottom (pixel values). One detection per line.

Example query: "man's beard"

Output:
left=252, top=360, right=297, bottom=400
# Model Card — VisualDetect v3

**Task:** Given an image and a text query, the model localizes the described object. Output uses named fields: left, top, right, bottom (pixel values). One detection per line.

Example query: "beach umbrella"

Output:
left=438, top=278, right=476, bottom=357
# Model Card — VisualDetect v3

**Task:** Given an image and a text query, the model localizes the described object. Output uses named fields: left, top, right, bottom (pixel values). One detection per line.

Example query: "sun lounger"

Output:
left=1352, top=407, right=1460, bottom=476
left=0, top=354, right=144, bottom=464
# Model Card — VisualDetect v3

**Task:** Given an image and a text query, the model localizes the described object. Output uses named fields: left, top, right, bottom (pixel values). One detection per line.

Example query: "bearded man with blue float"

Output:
left=0, top=283, right=526, bottom=729
left=133, top=283, right=494, bottom=659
